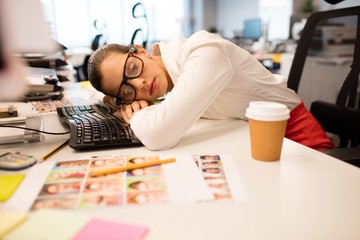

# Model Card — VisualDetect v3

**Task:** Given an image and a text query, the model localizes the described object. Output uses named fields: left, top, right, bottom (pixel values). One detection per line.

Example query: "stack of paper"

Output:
left=2, top=209, right=149, bottom=240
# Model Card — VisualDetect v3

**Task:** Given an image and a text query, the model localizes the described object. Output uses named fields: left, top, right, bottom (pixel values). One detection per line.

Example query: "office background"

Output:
left=1, top=1, right=360, bottom=239
left=42, top=0, right=359, bottom=50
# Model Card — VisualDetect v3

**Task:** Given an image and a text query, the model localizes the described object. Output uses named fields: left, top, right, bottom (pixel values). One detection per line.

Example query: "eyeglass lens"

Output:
left=119, top=84, right=136, bottom=102
left=125, top=56, right=142, bottom=78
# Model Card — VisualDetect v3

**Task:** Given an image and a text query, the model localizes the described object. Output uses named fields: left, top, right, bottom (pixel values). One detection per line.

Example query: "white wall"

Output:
left=44, top=0, right=187, bottom=48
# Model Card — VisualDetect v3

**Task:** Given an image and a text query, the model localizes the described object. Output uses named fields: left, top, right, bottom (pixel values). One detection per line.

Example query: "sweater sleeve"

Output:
left=129, top=44, right=233, bottom=150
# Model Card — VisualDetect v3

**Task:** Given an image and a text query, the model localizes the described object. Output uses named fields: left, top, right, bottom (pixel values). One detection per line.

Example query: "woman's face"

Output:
left=130, top=157, right=146, bottom=164
left=93, top=159, right=105, bottom=166
left=100, top=47, right=169, bottom=102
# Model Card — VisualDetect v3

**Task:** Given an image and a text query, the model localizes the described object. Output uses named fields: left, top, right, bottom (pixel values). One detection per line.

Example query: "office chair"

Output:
left=75, top=19, right=107, bottom=81
left=80, top=34, right=105, bottom=80
left=287, top=5, right=360, bottom=167
left=130, top=2, right=149, bottom=49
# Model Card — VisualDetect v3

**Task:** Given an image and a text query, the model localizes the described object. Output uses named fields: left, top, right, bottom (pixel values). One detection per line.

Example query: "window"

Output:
left=259, top=0, right=292, bottom=40
left=43, top=0, right=187, bottom=48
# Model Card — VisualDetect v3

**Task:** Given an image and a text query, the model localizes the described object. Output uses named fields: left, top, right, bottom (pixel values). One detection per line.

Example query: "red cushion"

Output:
left=286, top=101, right=335, bottom=151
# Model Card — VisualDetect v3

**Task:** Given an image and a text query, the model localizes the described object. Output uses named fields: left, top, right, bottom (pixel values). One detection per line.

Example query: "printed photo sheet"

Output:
left=5, top=154, right=248, bottom=211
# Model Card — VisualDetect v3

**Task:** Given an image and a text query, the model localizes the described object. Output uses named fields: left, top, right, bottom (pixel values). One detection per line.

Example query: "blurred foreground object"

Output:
left=0, top=0, right=59, bottom=101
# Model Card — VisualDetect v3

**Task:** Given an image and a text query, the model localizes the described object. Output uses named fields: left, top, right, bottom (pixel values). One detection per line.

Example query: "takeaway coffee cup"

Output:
left=245, top=101, right=290, bottom=162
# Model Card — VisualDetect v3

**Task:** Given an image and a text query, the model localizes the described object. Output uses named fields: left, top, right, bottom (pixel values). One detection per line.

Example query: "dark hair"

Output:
left=87, top=43, right=134, bottom=93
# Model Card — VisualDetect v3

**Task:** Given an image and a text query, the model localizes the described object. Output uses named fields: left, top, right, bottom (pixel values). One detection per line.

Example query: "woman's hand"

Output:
left=113, top=100, right=153, bottom=123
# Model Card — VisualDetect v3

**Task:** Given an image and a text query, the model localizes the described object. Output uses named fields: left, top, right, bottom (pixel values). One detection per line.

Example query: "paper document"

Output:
left=4, top=154, right=249, bottom=212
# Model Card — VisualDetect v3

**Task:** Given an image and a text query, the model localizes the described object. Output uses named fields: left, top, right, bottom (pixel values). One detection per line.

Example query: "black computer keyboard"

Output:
left=56, top=104, right=142, bottom=150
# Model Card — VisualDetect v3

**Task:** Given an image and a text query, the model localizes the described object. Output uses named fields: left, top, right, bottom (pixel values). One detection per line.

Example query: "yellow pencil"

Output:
left=39, top=139, right=69, bottom=163
left=89, top=158, right=176, bottom=177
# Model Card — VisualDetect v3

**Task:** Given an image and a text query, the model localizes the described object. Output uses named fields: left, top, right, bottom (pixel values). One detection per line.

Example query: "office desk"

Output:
left=1, top=91, right=360, bottom=239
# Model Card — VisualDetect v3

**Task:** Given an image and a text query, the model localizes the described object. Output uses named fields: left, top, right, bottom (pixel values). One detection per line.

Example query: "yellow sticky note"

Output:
left=0, top=211, right=27, bottom=237
left=3, top=209, right=90, bottom=240
left=0, top=174, right=25, bottom=202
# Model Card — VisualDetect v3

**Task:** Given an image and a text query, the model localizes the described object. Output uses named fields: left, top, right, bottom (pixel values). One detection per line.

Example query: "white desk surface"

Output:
left=1, top=85, right=360, bottom=240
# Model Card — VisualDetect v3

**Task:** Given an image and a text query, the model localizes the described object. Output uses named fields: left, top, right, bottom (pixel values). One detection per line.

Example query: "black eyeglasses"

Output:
left=115, top=47, right=144, bottom=105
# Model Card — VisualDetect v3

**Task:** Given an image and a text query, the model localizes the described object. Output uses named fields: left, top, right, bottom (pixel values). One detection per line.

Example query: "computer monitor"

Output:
left=243, top=18, right=262, bottom=40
